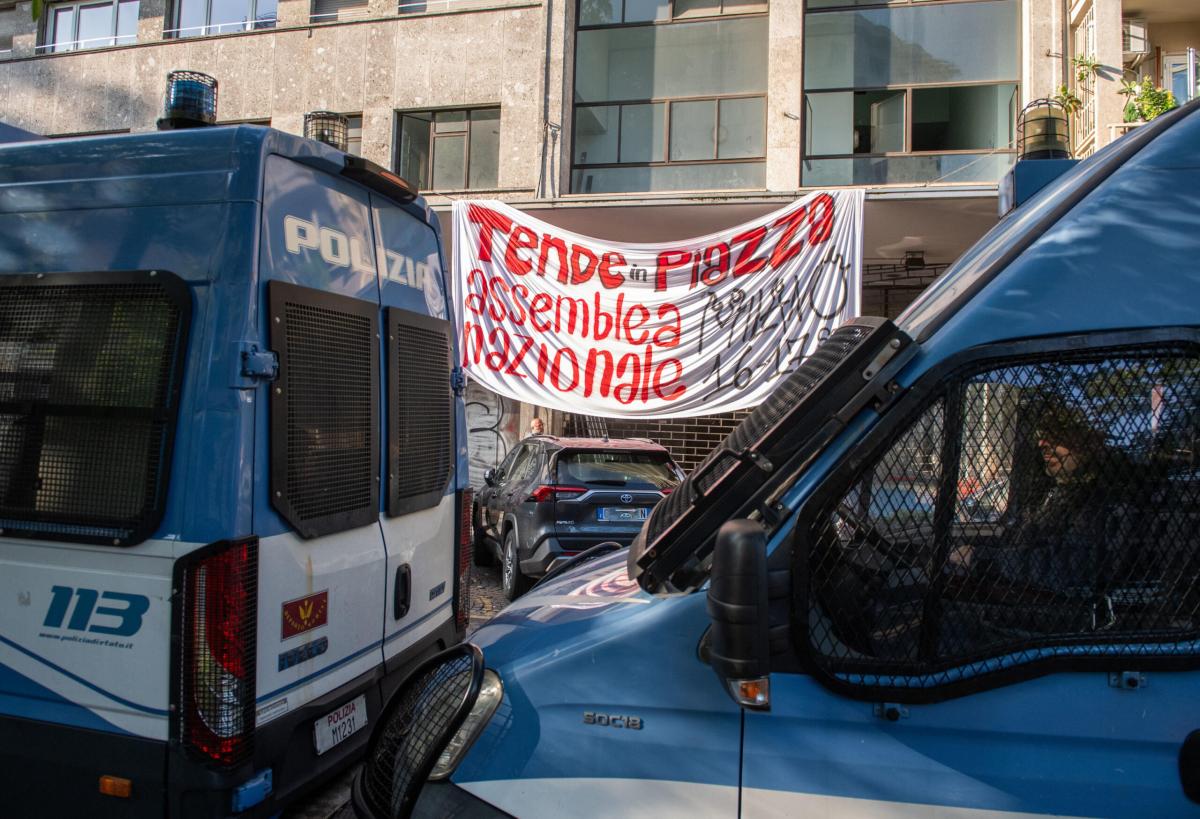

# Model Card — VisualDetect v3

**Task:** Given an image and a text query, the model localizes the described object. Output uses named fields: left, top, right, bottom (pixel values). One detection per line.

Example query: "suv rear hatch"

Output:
left=553, top=449, right=679, bottom=550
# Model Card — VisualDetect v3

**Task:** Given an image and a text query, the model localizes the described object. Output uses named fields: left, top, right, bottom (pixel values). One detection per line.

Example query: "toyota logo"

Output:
left=620, top=493, right=634, bottom=504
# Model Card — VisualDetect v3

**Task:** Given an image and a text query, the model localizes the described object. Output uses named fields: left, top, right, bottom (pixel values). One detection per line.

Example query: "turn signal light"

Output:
left=725, top=677, right=770, bottom=710
left=528, top=485, right=587, bottom=503
left=99, top=775, right=132, bottom=798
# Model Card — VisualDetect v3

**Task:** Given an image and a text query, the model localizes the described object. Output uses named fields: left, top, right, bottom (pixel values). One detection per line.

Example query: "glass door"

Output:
left=1164, top=49, right=1199, bottom=104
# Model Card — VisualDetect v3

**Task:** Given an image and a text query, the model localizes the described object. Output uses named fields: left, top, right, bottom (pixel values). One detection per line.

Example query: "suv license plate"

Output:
left=597, top=507, right=648, bottom=522
left=313, top=694, right=367, bottom=756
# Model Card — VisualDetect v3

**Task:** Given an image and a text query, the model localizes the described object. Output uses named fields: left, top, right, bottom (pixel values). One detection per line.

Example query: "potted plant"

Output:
left=1054, top=85, right=1083, bottom=116
left=1073, top=54, right=1102, bottom=84
left=1123, top=78, right=1179, bottom=123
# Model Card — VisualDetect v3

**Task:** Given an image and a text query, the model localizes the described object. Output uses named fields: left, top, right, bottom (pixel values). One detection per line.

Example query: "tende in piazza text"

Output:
left=460, top=198, right=838, bottom=406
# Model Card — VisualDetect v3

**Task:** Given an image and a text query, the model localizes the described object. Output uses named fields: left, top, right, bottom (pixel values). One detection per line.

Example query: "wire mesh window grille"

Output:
left=0, top=274, right=189, bottom=545
left=270, top=282, right=379, bottom=539
left=360, top=645, right=481, bottom=818
left=388, top=309, right=453, bottom=517
left=801, top=342, right=1200, bottom=700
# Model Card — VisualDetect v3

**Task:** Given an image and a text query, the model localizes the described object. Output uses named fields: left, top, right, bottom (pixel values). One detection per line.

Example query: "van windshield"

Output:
left=558, top=452, right=679, bottom=489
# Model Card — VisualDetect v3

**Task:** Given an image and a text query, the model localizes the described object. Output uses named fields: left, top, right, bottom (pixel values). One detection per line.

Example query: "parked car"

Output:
left=474, top=436, right=684, bottom=599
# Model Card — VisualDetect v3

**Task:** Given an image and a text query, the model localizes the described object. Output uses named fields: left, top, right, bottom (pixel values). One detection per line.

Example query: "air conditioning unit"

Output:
left=1123, top=18, right=1150, bottom=56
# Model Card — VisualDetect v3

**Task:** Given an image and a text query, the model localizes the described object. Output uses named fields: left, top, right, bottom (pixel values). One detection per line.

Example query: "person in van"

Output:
left=964, top=405, right=1138, bottom=635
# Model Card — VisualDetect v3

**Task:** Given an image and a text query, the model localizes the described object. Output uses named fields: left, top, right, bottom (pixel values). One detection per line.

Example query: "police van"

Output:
left=354, top=101, right=1200, bottom=817
left=0, top=115, right=470, bottom=815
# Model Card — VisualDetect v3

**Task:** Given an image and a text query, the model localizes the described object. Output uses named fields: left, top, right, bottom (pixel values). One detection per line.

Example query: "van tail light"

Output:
left=175, top=537, right=258, bottom=767
left=528, top=485, right=587, bottom=503
left=454, top=489, right=473, bottom=633
left=661, top=487, right=674, bottom=495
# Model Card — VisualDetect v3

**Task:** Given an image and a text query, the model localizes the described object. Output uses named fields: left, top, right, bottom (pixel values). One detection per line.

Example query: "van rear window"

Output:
left=558, top=452, right=678, bottom=489
left=0, top=272, right=190, bottom=546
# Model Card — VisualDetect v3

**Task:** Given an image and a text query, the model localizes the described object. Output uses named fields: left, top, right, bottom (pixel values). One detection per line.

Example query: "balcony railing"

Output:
left=33, top=33, right=136, bottom=54
left=162, top=16, right=278, bottom=38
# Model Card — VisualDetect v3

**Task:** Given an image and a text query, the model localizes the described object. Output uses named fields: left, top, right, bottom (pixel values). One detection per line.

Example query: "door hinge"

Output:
left=451, top=367, right=467, bottom=396
left=238, top=344, right=279, bottom=385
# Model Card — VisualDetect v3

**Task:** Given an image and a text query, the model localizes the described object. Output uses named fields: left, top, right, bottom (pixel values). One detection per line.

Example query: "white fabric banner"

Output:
left=452, top=190, right=864, bottom=419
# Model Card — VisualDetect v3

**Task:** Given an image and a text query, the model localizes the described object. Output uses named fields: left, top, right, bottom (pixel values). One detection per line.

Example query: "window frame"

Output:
left=791, top=326, right=1200, bottom=704
left=571, top=3, right=770, bottom=193
left=573, top=92, right=768, bottom=171
left=40, top=0, right=139, bottom=53
left=166, top=0, right=277, bottom=39
left=802, top=81, right=1021, bottom=161
left=575, top=0, right=767, bottom=29
left=394, top=107, right=501, bottom=192
left=800, top=0, right=1021, bottom=185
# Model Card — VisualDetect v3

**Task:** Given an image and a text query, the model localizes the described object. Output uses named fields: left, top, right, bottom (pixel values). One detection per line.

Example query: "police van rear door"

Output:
left=373, top=196, right=459, bottom=669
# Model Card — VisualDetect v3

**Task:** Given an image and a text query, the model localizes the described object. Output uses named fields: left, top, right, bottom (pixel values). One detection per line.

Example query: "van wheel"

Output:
left=502, top=530, right=532, bottom=601
left=472, top=504, right=494, bottom=567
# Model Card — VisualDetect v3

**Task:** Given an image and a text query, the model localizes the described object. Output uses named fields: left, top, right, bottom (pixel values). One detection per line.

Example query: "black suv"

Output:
left=474, top=436, right=684, bottom=599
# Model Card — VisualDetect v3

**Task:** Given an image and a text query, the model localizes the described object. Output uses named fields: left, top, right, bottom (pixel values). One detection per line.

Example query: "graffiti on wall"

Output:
left=466, top=382, right=520, bottom=489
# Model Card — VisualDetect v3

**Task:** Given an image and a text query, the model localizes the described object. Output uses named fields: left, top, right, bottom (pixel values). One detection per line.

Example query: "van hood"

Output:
left=468, top=549, right=665, bottom=667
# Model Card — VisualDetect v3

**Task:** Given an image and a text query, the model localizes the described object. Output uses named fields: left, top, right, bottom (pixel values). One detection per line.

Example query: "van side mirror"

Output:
left=484, top=468, right=497, bottom=486
left=706, top=519, right=770, bottom=710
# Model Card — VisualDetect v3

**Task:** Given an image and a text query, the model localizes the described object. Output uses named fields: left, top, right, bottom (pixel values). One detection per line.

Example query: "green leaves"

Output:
left=31, top=0, right=43, bottom=21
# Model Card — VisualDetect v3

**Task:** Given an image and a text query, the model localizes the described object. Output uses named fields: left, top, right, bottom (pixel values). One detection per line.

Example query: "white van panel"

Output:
left=0, top=538, right=175, bottom=740
left=380, top=492, right=456, bottom=663
left=254, top=527, right=386, bottom=725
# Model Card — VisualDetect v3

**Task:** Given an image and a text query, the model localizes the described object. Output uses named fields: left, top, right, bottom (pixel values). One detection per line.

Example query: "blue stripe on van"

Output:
left=0, top=634, right=169, bottom=717
left=0, top=659, right=133, bottom=735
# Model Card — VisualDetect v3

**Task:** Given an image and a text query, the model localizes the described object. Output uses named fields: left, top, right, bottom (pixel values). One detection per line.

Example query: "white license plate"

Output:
left=313, top=694, right=368, bottom=756
left=597, top=506, right=648, bottom=521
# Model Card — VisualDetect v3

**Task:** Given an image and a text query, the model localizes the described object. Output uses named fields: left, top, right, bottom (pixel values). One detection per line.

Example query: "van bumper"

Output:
left=1, top=612, right=460, bottom=818
left=0, top=713, right=167, bottom=819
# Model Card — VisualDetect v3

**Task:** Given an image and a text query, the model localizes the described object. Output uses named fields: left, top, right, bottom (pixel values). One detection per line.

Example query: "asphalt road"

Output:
left=284, top=561, right=508, bottom=819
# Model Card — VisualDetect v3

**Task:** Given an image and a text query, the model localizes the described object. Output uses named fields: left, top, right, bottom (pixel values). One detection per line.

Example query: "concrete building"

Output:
left=1061, top=0, right=1198, bottom=158
left=1, top=0, right=1195, bottom=468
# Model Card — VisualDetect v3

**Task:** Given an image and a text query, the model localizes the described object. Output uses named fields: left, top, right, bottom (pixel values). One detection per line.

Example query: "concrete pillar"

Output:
left=276, top=0, right=310, bottom=29
left=10, top=1, right=37, bottom=58
left=1091, top=0, right=1125, bottom=149
left=1023, top=0, right=1064, bottom=106
left=138, top=0, right=166, bottom=41
left=543, top=0, right=569, bottom=199
left=766, top=0, right=802, bottom=191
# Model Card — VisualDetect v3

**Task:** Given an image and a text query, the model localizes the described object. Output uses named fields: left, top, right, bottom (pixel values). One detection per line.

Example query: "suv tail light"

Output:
left=175, top=537, right=258, bottom=767
left=528, top=485, right=588, bottom=502
left=454, top=489, right=473, bottom=632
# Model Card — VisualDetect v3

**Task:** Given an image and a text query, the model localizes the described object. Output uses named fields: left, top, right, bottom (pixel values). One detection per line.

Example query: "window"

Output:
left=169, top=0, right=277, bottom=37
left=395, top=108, right=500, bottom=191
left=801, top=338, right=1200, bottom=701
left=572, top=7, right=768, bottom=193
left=346, top=114, right=362, bottom=156
left=311, top=0, right=367, bottom=24
left=802, top=0, right=1019, bottom=185
left=41, top=0, right=138, bottom=52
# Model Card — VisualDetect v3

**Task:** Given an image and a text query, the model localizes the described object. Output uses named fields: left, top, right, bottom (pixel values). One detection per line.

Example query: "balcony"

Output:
left=1070, top=0, right=1199, bottom=156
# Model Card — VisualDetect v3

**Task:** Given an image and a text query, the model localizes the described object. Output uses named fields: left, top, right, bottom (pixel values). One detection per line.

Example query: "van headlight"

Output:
left=429, top=669, right=503, bottom=780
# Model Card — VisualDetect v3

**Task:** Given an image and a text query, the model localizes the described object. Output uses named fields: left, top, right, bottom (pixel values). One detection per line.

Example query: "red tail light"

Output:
left=661, top=487, right=674, bottom=495
left=528, top=485, right=588, bottom=503
left=455, top=488, right=473, bottom=632
left=177, top=537, right=258, bottom=767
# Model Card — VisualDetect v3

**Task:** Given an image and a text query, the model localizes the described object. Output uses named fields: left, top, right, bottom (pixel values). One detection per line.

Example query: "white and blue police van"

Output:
left=352, top=100, right=1200, bottom=818
left=0, top=94, right=471, bottom=816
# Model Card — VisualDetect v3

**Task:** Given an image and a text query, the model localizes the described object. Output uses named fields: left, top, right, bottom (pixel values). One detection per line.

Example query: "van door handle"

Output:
left=393, top=564, right=411, bottom=621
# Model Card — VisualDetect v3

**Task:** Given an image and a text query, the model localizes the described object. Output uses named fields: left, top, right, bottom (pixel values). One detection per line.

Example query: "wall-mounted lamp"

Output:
left=304, top=111, right=349, bottom=152
left=157, top=70, right=218, bottom=130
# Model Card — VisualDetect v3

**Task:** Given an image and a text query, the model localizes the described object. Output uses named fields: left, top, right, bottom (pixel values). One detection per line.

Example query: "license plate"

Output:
left=597, top=507, right=648, bottom=522
left=313, top=694, right=367, bottom=756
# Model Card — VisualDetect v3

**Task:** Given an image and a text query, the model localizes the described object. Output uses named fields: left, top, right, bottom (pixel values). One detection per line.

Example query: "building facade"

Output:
left=1, top=0, right=1194, bottom=469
